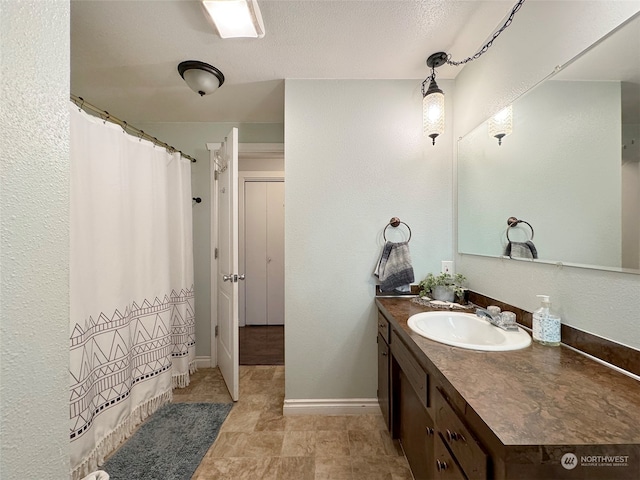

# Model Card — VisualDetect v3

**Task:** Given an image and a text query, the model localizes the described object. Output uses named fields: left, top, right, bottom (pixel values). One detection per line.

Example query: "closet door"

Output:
left=244, top=180, right=284, bottom=325
left=266, top=181, right=284, bottom=325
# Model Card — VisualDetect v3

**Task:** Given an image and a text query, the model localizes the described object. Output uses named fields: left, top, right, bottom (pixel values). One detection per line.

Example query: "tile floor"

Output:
left=177, top=366, right=413, bottom=480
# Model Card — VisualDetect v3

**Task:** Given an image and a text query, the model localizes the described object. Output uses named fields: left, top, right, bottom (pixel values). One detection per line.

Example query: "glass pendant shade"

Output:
left=488, top=105, right=513, bottom=145
left=202, top=0, right=265, bottom=38
left=423, top=81, right=445, bottom=145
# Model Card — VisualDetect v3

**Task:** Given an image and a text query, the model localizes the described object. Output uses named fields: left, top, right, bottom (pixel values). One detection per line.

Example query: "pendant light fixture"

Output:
left=420, top=0, right=526, bottom=145
left=422, top=52, right=447, bottom=146
left=177, top=61, right=225, bottom=96
left=488, top=105, right=513, bottom=145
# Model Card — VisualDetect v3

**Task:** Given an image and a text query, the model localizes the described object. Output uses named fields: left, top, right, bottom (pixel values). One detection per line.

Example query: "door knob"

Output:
left=238, top=274, right=245, bottom=281
left=222, top=274, right=232, bottom=282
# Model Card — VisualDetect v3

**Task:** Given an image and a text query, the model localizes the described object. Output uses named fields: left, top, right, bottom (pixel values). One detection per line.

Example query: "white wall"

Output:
left=0, top=1, right=70, bottom=478
left=284, top=79, right=453, bottom=400
left=454, top=2, right=640, bottom=348
left=136, top=122, right=283, bottom=357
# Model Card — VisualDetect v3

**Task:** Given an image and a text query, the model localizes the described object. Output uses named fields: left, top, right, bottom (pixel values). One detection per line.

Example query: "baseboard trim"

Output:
left=283, top=398, right=381, bottom=416
left=195, top=356, right=213, bottom=369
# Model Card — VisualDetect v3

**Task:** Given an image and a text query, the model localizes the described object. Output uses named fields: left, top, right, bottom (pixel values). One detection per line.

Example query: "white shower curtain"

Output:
left=69, top=104, right=195, bottom=479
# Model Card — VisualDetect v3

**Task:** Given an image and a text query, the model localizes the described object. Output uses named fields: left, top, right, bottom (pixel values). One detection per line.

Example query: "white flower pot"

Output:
left=432, top=286, right=455, bottom=302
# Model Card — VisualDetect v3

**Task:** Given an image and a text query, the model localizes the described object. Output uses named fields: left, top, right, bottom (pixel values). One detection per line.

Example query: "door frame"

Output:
left=239, top=173, right=284, bottom=327
left=208, top=142, right=284, bottom=364
left=207, top=142, right=222, bottom=367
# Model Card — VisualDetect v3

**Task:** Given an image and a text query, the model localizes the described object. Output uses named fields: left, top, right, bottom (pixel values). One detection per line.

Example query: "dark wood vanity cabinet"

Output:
left=398, top=368, right=435, bottom=479
left=381, top=316, right=490, bottom=480
left=376, top=313, right=391, bottom=430
left=376, top=298, right=640, bottom=480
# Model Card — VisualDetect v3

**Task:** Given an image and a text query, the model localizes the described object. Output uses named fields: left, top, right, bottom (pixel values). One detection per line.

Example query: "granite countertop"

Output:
left=376, top=297, right=640, bottom=447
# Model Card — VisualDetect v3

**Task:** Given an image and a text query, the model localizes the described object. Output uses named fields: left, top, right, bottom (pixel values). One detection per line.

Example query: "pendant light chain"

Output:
left=446, top=0, right=526, bottom=66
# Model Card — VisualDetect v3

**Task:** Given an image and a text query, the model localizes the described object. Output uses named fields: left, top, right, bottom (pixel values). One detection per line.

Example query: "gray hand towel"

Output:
left=505, top=240, right=538, bottom=259
left=374, top=241, right=415, bottom=292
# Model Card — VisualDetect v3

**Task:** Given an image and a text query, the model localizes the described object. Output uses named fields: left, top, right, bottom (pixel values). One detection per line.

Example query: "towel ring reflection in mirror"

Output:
left=383, top=217, right=412, bottom=242
left=506, top=216, right=534, bottom=242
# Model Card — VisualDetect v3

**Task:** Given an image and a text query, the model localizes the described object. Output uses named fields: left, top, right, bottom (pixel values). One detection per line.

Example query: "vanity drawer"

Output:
left=391, top=330, right=428, bottom=408
left=435, top=388, right=488, bottom=479
left=435, top=434, right=466, bottom=480
left=377, top=313, right=390, bottom=344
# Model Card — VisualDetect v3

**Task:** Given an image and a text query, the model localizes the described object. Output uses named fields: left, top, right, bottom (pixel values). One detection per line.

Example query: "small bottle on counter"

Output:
left=532, top=295, right=561, bottom=346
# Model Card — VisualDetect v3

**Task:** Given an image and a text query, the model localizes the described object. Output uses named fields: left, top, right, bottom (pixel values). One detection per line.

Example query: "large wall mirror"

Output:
left=458, top=12, right=640, bottom=274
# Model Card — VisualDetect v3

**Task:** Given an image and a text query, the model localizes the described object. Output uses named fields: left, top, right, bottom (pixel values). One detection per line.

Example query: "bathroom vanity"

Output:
left=376, top=296, right=640, bottom=479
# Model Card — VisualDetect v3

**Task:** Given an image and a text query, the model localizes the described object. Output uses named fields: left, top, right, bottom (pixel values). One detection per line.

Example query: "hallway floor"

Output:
left=239, top=325, right=285, bottom=365
left=177, top=367, right=412, bottom=480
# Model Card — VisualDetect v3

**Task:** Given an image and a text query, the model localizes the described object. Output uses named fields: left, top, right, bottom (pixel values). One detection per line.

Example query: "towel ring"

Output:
left=383, top=217, right=412, bottom=242
left=506, top=216, right=534, bottom=242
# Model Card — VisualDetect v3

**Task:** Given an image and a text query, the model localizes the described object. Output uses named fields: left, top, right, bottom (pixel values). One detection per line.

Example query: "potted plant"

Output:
left=419, top=272, right=466, bottom=302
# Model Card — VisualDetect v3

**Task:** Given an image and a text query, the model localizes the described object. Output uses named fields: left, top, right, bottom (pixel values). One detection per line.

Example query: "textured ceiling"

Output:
left=71, top=0, right=515, bottom=123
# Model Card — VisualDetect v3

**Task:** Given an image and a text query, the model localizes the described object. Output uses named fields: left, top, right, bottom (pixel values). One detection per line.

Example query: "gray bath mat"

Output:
left=103, top=402, right=232, bottom=480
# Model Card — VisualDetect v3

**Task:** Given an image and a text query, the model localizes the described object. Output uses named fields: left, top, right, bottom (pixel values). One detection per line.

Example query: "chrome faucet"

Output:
left=475, top=308, right=519, bottom=332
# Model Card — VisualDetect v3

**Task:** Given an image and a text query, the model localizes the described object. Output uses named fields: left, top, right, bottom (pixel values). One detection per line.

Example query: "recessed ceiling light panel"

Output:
left=202, top=0, right=265, bottom=39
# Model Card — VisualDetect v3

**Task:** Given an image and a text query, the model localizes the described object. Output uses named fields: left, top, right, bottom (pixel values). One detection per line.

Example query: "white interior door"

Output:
left=216, top=128, right=239, bottom=401
left=266, top=181, right=285, bottom=325
left=244, top=180, right=284, bottom=325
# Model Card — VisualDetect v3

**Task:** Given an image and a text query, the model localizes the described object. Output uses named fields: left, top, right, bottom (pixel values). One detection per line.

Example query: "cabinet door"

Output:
left=399, top=369, right=435, bottom=480
left=377, top=334, right=390, bottom=430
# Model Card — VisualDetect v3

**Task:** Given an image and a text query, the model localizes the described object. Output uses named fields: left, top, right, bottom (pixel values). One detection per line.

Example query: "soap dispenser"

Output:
left=532, top=295, right=561, bottom=346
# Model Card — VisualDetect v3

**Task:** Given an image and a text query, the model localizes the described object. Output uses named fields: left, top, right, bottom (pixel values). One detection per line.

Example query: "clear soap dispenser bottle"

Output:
left=532, top=295, right=561, bottom=346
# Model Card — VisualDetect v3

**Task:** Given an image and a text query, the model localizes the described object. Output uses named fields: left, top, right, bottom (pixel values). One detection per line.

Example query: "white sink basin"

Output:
left=407, top=311, right=531, bottom=351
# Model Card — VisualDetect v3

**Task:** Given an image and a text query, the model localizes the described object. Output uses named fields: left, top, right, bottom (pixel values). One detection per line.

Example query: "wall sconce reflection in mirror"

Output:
left=488, top=105, right=513, bottom=146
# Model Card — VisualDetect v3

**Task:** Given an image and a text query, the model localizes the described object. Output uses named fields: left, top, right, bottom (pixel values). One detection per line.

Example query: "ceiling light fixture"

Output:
left=488, top=105, right=513, bottom=145
left=421, top=0, right=526, bottom=145
left=177, top=61, right=225, bottom=96
left=202, top=0, right=265, bottom=39
left=422, top=52, right=447, bottom=146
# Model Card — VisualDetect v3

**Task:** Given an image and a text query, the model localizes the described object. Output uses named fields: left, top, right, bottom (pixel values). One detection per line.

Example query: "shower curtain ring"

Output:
left=78, top=97, right=85, bottom=112
left=121, top=121, right=127, bottom=133
left=102, top=111, right=110, bottom=124
left=138, top=130, right=144, bottom=142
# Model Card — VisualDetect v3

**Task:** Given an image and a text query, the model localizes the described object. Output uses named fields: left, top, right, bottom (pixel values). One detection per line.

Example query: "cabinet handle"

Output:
left=381, top=351, right=387, bottom=356
left=446, top=429, right=465, bottom=443
left=379, top=323, right=385, bottom=328
left=425, top=427, right=434, bottom=436
left=436, top=459, right=448, bottom=472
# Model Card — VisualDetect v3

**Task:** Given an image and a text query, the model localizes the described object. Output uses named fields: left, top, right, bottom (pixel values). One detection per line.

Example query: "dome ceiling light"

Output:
left=177, top=61, right=225, bottom=97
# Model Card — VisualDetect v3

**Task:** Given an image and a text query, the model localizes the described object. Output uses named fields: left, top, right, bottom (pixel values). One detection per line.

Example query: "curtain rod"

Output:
left=70, top=94, right=197, bottom=163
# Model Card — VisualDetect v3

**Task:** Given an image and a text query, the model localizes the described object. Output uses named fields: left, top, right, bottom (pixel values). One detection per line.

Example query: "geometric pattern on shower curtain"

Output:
left=170, top=286, right=196, bottom=387
left=69, top=297, right=173, bottom=442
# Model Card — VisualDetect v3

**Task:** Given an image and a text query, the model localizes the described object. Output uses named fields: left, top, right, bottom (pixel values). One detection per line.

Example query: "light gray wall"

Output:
left=137, top=122, right=284, bottom=357
left=284, top=79, right=454, bottom=400
left=454, top=2, right=640, bottom=349
left=622, top=124, right=640, bottom=270
left=0, top=1, right=70, bottom=478
left=458, top=80, right=621, bottom=266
